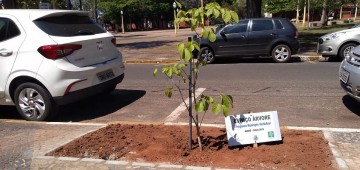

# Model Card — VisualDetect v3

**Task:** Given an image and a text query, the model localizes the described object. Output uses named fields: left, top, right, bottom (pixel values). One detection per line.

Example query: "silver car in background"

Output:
left=339, top=46, right=360, bottom=101
left=318, top=28, right=360, bottom=60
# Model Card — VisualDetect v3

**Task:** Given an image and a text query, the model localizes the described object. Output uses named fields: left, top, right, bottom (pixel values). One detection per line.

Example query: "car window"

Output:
left=0, top=18, right=20, bottom=42
left=251, top=20, right=274, bottom=31
left=33, top=14, right=106, bottom=37
left=274, top=20, right=284, bottom=29
left=223, top=20, right=248, bottom=34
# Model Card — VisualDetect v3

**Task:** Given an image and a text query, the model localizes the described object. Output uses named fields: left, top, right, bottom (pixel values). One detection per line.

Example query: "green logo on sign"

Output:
left=268, top=131, right=274, bottom=138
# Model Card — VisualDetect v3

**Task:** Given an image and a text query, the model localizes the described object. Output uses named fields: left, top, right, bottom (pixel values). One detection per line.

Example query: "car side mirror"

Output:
left=220, top=30, right=226, bottom=37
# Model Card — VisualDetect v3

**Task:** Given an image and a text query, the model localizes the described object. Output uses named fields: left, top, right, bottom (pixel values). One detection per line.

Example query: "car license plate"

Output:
left=340, top=69, right=350, bottom=84
left=97, top=69, right=115, bottom=81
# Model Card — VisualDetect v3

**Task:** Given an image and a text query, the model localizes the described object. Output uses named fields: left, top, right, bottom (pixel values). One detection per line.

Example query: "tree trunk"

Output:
left=246, top=0, right=262, bottom=18
left=355, top=4, right=358, bottom=21
left=302, top=0, right=306, bottom=28
left=320, top=0, right=327, bottom=27
left=340, top=6, right=343, bottom=19
left=296, top=0, right=300, bottom=24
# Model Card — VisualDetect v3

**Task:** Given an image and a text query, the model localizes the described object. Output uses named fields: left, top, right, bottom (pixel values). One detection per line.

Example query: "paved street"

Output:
left=1, top=27, right=360, bottom=169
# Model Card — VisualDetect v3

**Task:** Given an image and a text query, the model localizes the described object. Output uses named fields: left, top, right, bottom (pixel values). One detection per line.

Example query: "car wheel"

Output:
left=14, top=83, right=58, bottom=121
left=272, top=44, right=292, bottom=63
left=339, top=43, right=357, bottom=60
left=198, top=47, right=215, bottom=64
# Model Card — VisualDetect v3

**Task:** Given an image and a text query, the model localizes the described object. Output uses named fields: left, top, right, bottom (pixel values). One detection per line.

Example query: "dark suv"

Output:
left=197, top=18, right=299, bottom=63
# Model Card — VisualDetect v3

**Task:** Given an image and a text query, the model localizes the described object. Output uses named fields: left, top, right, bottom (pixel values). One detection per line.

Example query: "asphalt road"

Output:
left=1, top=60, right=360, bottom=169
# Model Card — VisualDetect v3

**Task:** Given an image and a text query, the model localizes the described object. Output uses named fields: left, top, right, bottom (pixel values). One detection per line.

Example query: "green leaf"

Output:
left=194, top=9, right=199, bottom=18
left=177, top=43, right=185, bottom=53
left=195, top=101, right=205, bottom=112
left=202, top=28, right=210, bottom=39
left=212, top=102, right=222, bottom=115
left=174, top=18, right=180, bottom=24
left=165, top=67, right=173, bottom=77
left=223, top=10, right=231, bottom=23
left=192, top=42, right=200, bottom=51
left=165, top=88, right=173, bottom=98
left=184, top=48, right=192, bottom=62
left=204, top=101, right=209, bottom=111
left=230, top=11, right=239, bottom=22
left=175, top=1, right=182, bottom=9
left=209, top=32, right=216, bottom=42
left=222, top=105, right=230, bottom=117
left=177, top=63, right=186, bottom=70
left=153, top=68, right=158, bottom=76
left=221, top=95, right=233, bottom=108
left=205, top=8, right=213, bottom=17
left=177, top=11, right=186, bottom=18
left=213, top=9, right=220, bottom=18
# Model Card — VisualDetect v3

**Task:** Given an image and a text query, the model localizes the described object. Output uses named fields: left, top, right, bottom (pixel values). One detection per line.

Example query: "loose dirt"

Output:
left=48, top=124, right=335, bottom=169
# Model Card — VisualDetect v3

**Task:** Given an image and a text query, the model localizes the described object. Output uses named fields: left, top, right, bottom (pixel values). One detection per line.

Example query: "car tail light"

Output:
left=111, top=37, right=116, bottom=46
left=37, top=44, right=82, bottom=59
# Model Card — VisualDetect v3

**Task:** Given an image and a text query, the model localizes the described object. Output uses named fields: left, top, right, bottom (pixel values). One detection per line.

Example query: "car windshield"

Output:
left=33, top=14, right=106, bottom=37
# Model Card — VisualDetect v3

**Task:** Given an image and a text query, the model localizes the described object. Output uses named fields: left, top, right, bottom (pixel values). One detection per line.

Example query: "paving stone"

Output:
left=185, top=166, right=212, bottom=170
left=57, top=157, right=79, bottom=161
left=157, top=164, right=184, bottom=169
left=81, top=158, right=105, bottom=163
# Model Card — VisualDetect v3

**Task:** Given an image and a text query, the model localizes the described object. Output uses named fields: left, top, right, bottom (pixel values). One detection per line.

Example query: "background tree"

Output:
left=246, top=0, right=261, bottom=17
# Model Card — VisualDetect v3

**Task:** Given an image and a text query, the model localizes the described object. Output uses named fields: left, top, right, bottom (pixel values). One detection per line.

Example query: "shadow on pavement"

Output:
left=0, top=105, right=22, bottom=119
left=342, top=95, right=360, bottom=117
left=212, top=56, right=303, bottom=64
left=0, top=89, right=146, bottom=122
left=54, top=89, right=146, bottom=122
left=117, top=40, right=177, bottom=49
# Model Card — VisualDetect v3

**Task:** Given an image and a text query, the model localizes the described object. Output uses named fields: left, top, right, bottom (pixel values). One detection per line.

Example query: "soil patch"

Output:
left=48, top=124, right=335, bottom=169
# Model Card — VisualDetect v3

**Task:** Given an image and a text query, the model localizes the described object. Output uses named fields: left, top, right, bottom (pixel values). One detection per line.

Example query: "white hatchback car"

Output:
left=0, top=10, right=125, bottom=121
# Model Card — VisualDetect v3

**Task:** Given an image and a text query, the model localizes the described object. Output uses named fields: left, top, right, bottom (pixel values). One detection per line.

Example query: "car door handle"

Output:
left=241, top=35, right=246, bottom=39
left=0, top=48, right=13, bottom=57
left=270, top=33, right=276, bottom=36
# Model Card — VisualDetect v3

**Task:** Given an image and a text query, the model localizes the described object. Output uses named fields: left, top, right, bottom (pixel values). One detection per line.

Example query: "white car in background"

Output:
left=317, top=27, right=360, bottom=60
left=340, top=46, right=360, bottom=101
left=0, top=10, right=125, bottom=121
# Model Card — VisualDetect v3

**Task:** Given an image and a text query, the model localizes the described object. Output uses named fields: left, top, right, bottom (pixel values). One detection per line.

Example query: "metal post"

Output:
left=173, top=2, right=177, bottom=35
left=188, top=36, right=193, bottom=150
left=121, top=10, right=125, bottom=34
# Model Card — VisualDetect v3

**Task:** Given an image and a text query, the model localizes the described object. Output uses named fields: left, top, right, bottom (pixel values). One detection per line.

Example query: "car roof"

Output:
left=0, top=9, right=89, bottom=21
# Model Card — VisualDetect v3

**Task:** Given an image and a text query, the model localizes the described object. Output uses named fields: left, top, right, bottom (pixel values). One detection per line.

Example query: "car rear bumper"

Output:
left=54, top=73, right=124, bottom=105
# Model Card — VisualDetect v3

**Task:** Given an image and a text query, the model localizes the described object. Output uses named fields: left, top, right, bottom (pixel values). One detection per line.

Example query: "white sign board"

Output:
left=224, top=111, right=282, bottom=147
left=39, top=3, right=50, bottom=9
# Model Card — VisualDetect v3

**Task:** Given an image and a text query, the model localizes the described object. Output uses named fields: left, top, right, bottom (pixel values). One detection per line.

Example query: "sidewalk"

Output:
left=29, top=125, right=360, bottom=170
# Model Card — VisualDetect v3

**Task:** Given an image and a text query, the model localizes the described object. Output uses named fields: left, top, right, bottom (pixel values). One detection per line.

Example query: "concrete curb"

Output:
left=30, top=123, right=356, bottom=170
left=124, top=59, right=178, bottom=64
left=123, top=55, right=324, bottom=64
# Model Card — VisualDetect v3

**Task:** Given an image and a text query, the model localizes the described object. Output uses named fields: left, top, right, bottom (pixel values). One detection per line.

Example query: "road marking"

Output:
left=164, top=88, right=206, bottom=123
